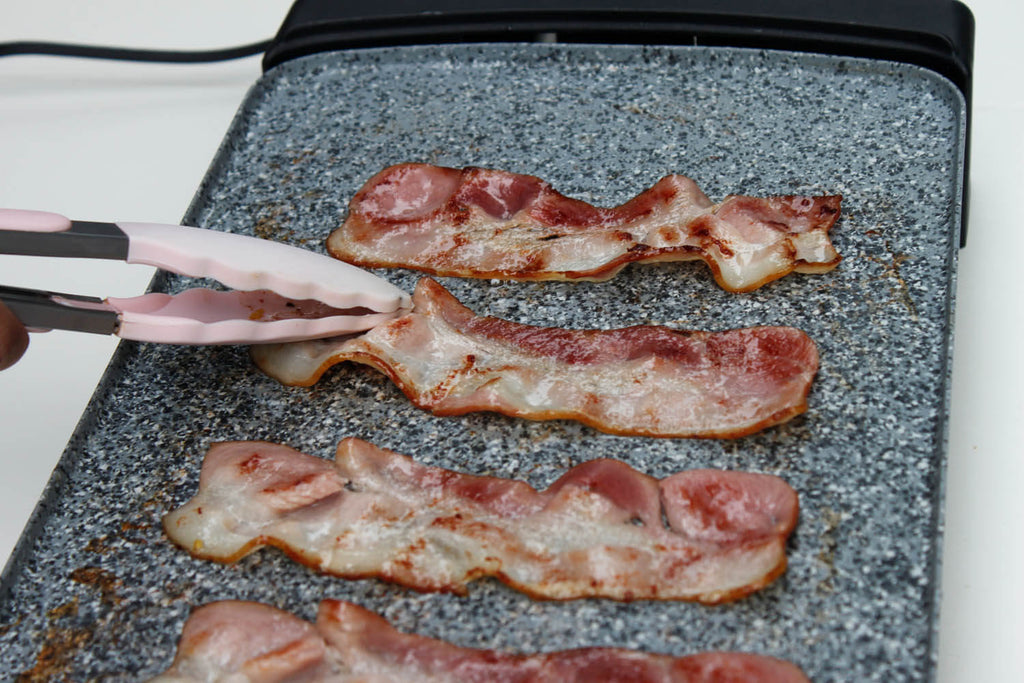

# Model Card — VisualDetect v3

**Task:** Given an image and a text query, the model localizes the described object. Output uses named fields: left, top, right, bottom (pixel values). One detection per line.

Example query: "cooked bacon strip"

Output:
left=163, top=439, right=799, bottom=603
left=150, top=599, right=811, bottom=682
left=252, top=278, right=818, bottom=439
left=149, top=600, right=327, bottom=682
left=328, top=164, right=842, bottom=292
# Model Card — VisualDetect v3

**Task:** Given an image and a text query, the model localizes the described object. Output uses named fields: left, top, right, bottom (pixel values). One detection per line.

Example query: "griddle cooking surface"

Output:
left=0, top=44, right=963, bottom=681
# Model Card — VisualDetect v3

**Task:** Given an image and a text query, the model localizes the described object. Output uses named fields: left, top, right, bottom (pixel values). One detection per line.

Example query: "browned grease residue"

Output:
left=47, top=598, right=79, bottom=621
left=17, top=626, right=93, bottom=683
left=816, top=507, right=843, bottom=595
left=82, top=536, right=113, bottom=555
left=867, top=240, right=917, bottom=319
left=252, top=202, right=295, bottom=243
left=18, top=594, right=92, bottom=682
left=69, top=566, right=122, bottom=606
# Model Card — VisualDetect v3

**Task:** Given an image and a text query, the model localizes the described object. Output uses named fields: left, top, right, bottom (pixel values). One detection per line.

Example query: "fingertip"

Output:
left=0, top=300, right=30, bottom=371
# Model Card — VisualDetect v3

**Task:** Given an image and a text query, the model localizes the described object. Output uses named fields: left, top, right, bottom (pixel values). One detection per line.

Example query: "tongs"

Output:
left=0, top=208, right=412, bottom=344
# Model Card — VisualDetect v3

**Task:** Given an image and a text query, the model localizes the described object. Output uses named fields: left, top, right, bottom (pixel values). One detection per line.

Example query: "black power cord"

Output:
left=0, top=39, right=271, bottom=63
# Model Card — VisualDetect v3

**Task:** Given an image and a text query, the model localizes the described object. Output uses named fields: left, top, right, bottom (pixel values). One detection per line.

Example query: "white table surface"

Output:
left=1, top=1, right=1020, bottom=680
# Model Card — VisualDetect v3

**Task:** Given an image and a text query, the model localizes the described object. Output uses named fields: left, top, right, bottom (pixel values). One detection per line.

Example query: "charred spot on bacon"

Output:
left=163, top=439, right=799, bottom=603
left=150, top=599, right=811, bottom=682
left=252, top=278, right=819, bottom=439
left=328, top=163, right=842, bottom=292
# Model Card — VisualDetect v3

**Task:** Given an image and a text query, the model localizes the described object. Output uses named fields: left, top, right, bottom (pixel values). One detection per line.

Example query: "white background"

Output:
left=0, top=1, right=1020, bottom=680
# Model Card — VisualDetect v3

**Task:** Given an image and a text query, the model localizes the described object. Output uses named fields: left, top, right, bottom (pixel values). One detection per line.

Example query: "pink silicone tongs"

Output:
left=0, top=208, right=413, bottom=344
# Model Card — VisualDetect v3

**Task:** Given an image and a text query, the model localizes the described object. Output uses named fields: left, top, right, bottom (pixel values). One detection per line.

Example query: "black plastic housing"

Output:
left=265, top=0, right=973, bottom=96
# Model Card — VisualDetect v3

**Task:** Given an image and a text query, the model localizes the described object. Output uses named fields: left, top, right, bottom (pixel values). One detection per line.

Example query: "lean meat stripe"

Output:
left=252, top=279, right=818, bottom=439
left=150, top=599, right=811, bottom=682
left=163, top=439, right=799, bottom=603
left=328, top=164, right=842, bottom=291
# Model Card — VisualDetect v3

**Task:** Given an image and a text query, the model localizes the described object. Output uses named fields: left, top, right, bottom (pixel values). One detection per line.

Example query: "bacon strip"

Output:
left=163, top=439, right=799, bottom=603
left=328, top=164, right=842, bottom=292
left=150, top=599, right=811, bottom=682
left=252, top=278, right=818, bottom=439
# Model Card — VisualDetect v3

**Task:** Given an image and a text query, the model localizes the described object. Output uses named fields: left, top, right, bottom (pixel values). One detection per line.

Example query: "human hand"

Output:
left=0, top=300, right=29, bottom=370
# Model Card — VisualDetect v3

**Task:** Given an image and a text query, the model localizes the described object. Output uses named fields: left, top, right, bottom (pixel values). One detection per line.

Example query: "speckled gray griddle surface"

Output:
left=0, top=44, right=963, bottom=680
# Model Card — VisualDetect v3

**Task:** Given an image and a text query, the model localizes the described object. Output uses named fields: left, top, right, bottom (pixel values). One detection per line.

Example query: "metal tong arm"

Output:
left=0, top=217, right=128, bottom=260
left=0, top=285, right=118, bottom=335
left=0, top=208, right=413, bottom=314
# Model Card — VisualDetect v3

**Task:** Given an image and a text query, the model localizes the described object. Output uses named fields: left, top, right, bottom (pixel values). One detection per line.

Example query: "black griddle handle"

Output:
left=265, top=0, right=974, bottom=246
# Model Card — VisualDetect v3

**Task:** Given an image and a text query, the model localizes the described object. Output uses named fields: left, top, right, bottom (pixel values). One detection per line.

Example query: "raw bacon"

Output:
left=163, top=439, right=799, bottom=603
left=150, top=599, right=811, bottom=682
left=328, top=164, right=842, bottom=292
left=252, top=278, right=818, bottom=439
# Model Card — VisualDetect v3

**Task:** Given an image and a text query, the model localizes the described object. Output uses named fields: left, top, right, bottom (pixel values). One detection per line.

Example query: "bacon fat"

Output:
left=150, top=599, right=811, bottom=682
left=252, top=278, right=818, bottom=439
left=328, top=164, right=842, bottom=292
left=163, top=439, right=799, bottom=603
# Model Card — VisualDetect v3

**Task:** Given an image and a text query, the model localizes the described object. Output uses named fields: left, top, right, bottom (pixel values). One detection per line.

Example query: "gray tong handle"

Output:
left=0, top=285, right=118, bottom=335
left=0, top=220, right=129, bottom=259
